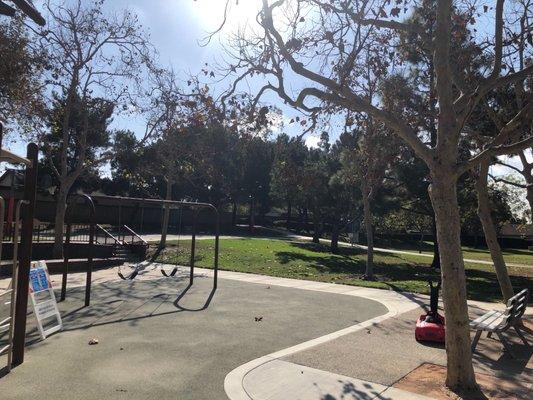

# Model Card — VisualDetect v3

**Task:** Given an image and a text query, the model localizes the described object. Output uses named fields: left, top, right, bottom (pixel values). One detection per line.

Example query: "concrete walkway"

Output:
left=242, top=359, right=431, bottom=400
left=350, top=243, right=532, bottom=269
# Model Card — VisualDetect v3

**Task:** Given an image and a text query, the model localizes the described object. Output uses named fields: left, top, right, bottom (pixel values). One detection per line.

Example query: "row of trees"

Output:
left=47, top=100, right=521, bottom=281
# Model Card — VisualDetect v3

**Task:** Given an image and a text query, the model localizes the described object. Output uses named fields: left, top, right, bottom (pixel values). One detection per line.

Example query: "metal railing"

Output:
left=95, top=224, right=123, bottom=246
left=3, top=222, right=95, bottom=243
left=1, top=223, right=148, bottom=245
left=121, top=224, right=148, bottom=246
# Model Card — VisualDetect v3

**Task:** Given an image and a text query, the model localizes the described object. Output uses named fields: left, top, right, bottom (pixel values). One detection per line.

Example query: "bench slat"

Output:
left=471, top=289, right=528, bottom=333
left=476, top=318, right=505, bottom=331
left=470, top=310, right=504, bottom=329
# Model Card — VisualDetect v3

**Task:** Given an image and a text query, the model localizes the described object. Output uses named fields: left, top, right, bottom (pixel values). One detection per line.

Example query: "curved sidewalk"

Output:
left=191, top=268, right=525, bottom=400
left=211, top=269, right=425, bottom=399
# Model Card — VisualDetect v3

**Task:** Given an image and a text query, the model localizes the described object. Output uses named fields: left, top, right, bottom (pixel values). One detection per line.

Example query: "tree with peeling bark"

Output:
left=475, top=160, right=515, bottom=302
left=34, top=0, right=153, bottom=257
left=219, top=0, right=533, bottom=394
left=466, top=91, right=528, bottom=303
left=467, top=0, right=532, bottom=303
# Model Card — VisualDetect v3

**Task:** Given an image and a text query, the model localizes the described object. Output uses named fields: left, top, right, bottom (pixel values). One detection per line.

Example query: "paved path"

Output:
left=350, top=243, right=532, bottom=269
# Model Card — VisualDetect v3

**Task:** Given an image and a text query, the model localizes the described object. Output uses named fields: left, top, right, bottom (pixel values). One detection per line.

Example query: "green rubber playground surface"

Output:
left=0, top=274, right=387, bottom=400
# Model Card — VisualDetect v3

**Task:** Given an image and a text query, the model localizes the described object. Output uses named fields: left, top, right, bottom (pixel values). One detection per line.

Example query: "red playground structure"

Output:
left=415, top=280, right=445, bottom=343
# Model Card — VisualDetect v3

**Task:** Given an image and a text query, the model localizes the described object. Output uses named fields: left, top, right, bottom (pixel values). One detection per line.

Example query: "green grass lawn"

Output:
left=371, top=238, right=533, bottom=265
left=150, top=238, right=533, bottom=303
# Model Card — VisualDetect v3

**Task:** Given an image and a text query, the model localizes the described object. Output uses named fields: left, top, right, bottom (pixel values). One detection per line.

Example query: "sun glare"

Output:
left=191, top=0, right=263, bottom=33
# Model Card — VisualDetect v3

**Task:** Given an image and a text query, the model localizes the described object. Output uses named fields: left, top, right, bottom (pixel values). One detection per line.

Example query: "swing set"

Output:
left=89, top=195, right=219, bottom=289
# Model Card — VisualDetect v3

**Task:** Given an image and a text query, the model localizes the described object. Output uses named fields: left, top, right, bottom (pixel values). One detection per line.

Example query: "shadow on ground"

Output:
left=319, top=380, right=392, bottom=400
left=0, top=275, right=387, bottom=400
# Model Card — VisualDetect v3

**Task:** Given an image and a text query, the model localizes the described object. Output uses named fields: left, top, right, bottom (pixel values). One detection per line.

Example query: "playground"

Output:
left=0, top=267, right=389, bottom=399
left=0, top=2, right=532, bottom=398
left=1, top=265, right=531, bottom=400
left=0, top=135, right=529, bottom=399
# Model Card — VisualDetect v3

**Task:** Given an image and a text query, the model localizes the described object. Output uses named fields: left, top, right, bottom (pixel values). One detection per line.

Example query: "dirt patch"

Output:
left=394, top=363, right=530, bottom=400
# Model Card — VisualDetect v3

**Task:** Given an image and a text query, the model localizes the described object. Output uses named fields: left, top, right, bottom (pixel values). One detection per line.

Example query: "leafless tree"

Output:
left=33, top=0, right=153, bottom=256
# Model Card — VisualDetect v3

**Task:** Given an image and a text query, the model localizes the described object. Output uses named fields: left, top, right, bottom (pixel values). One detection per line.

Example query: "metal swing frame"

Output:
left=60, top=194, right=96, bottom=306
left=91, top=195, right=219, bottom=290
left=160, top=204, right=186, bottom=277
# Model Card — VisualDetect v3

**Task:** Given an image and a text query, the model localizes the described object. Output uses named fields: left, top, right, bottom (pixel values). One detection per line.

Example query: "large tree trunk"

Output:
left=53, top=184, right=70, bottom=258
left=362, top=185, right=374, bottom=280
left=476, top=161, right=514, bottom=302
left=429, top=171, right=478, bottom=393
left=159, top=179, right=172, bottom=248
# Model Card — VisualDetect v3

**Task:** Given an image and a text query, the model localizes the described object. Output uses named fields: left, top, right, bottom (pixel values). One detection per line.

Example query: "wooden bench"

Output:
left=470, top=289, right=529, bottom=357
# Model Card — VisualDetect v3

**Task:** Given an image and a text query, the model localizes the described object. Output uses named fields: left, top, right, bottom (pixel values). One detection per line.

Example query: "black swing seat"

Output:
left=117, top=265, right=140, bottom=280
left=161, top=267, right=178, bottom=277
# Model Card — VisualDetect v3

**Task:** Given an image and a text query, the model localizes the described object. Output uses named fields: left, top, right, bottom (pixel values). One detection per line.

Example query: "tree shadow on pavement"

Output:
left=318, top=380, right=392, bottom=400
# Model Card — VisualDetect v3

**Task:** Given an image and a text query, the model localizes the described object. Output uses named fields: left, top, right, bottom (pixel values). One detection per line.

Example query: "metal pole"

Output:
left=79, top=195, right=95, bottom=307
left=139, top=199, right=144, bottom=234
left=213, top=209, right=219, bottom=289
left=189, top=209, right=198, bottom=286
left=60, top=222, right=71, bottom=301
left=12, top=143, right=38, bottom=366
left=7, top=199, right=25, bottom=372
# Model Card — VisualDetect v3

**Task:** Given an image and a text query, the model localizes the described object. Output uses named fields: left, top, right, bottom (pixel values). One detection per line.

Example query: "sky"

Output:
left=104, top=0, right=312, bottom=144
left=5, top=0, right=313, bottom=153
left=4, top=0, right=531, bottom=184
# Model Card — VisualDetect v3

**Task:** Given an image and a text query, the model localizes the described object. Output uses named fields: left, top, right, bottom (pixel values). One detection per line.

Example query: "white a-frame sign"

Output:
left=29, top=261, right=62, bottom=339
